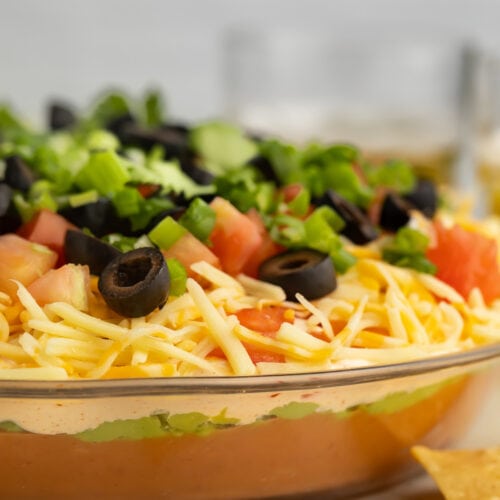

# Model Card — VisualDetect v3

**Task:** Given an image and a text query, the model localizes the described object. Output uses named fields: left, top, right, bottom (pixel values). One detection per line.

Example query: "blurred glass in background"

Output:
left=478, top=53, right=500, bottom=215
left=222, top=30, right=477, bottom=187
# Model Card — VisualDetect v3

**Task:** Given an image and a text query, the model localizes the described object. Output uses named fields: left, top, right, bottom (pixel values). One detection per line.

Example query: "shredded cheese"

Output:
left=0, top=247, right=499, bottom=380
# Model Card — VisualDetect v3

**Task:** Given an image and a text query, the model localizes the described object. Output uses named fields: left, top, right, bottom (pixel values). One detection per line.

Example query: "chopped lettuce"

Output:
left=75, top=150, right=130, bottom=196
left=190, top=121, right=258, bottom=175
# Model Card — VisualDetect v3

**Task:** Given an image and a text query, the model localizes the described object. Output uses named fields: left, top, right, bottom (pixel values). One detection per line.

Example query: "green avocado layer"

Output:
left=0, top=376, right=460, bottom=442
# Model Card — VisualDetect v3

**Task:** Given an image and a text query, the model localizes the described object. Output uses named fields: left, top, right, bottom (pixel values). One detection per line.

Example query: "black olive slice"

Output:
left=98, top=247, right=170, bottom=317
left=48, top=101, right=77, bottom=131
left=119, top=124, right=188, bottom=159
left=4, top=156, right=37, bottom=191
left=106, top=112, right=137, bottom=140
left=379, top=193, right=412, bottom=232
left=319, top=190, right=378, bottom=245
left=64, top=230, right=122, bottom=275
left=179, top=153, right=214, bottom=185
left=403, top=179, right=438, bottom=218
left=0, top=183, right=13, bottom=217
left=159, top=122, right=190, bottom=136
left=59, top=198, right=132, bottom=237
left=258, top=249, right=337, bottom=301
left=247, top=155, right=279, bottom=183
left=0, top=183, right=21, bottom=234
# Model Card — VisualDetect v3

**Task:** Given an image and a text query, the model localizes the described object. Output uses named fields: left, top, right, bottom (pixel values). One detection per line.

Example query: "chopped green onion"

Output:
left=75, top=150, right=130, bottom=196
left=143, top=89, right=165, bottom=127
left=287, top=187, right=310, bottom=216
left=178, top=198, right=215, bottom=243
left=166, top=258, right=187, bottom=296
left=148, top=216, right=187, bottom=250
left=382, top=227, right=436, bottom=274
left=112, top=187, right=142, bottom=217
left=69, top=190, right=99, bottom=207
left=363, top=159, right=416, bottom=194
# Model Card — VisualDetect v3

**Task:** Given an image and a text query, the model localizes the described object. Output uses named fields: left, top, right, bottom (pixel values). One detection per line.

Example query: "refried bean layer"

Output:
left=0, top=372, right=490, bottom=499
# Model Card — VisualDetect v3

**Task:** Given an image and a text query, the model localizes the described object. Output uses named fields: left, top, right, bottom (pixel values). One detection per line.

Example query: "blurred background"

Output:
left=2, top=0, right=500, bottom=210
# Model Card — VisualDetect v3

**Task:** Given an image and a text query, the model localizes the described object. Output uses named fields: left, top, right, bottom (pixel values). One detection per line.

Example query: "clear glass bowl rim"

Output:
left=0, top=343, right=499, bottom=399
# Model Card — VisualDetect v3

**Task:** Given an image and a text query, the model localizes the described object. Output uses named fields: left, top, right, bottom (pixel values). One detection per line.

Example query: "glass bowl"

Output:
left=0, top=343, right=499, bottom=499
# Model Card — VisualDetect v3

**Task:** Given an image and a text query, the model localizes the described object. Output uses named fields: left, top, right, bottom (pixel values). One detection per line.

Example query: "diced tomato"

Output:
left=282, top=183, right=303, bottom=203
left=235, top=306, right=293, bottom=335
left=136, top=183, right=161, bottom=198
left=161, top=232, right=220, bottom=278
left=426, top=221, right=500, bottom=303
left=27, top=263, right=90, bottom=310
left=241, top=209, right=284, bottom=278
left=209, top=344, right=285, bottom=364
left=17, top=209, right=77, bottom=266
left=244, top=345, right=286, bottom=364
left=209, top=197, right=263, bottom=276
left=0, top=234, right=58, bottom=297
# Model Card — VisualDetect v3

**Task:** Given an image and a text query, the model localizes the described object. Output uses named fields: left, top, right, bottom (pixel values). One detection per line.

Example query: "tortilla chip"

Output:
left=412, top=445, right=500, bottom=500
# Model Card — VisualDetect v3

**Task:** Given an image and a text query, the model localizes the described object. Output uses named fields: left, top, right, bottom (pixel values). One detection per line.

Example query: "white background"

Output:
left=1, top=0, right=500, bottom=122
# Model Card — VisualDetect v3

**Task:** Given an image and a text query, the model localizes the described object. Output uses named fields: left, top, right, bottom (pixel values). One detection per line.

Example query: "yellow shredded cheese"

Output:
left=0, top=247, right=499, bottom=380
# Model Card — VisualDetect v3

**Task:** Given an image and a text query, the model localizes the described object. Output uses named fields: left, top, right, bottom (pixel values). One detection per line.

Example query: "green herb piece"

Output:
left=214, top=167, right=276, bottom=214
left=128, top=196, right=175, bottom=232
left=382, top=227, right=437, bottom=274
left=301, top=142, right=361, bottom=165
left=190, top=121, right=258, bottom=174
left=75, top=150, right=130, bottom=196
left=178, top=197, right=216, bottom=243
left=84, top=129, right=120, bottom=151
left=304, top=207, right=355, bottom=273
left=102, top=234, right=138, bottom=253
left=0, top=105, right=27, bottom=137
left=125, top=156, right=212, bottom=199
left=287, top=186, right=310, bottom=216
left=112, top=187, right=143, bottom=217
left=142, top=88, right=165, bottom=127
left=68, top=190, right=99, bottom=207
left=87, top=91, right=131, bottom=128
left=148, top=216, right=187, bottom=249
left=166, top=258, right=187, bottom=296
left=269, top=214, right=307, bottom=248
left=321, top=162, right=373, bottom=207
left=364, top=159, right=416, bottom=194
left=259, top=139, right=301, bottom=184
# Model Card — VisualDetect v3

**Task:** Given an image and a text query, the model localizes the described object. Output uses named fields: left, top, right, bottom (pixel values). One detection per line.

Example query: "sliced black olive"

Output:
left=258, top=249, right=337, bottom=301
left=48, top=101, right=77, bottom=131
left=318, top=190, right=378, bottom=245
left=247, top=155, right=279, bottom=183
left=0, top=183, right=13, bottom=217
left=0, top=183, right=21, bottom=234
left=106, top=112, right=136, bottom=140
left=98, top=247, right=170, bottom=317
left=64, top=230, right=122, bottom=275
left=59, top=198, right=132, bottom=237
left=119, top=124, right=188, bottom=159
left=403, top=179, right=438, bottom=218
left=379, top=193, right=412, bottom=232
left=4, top=156, right=37, bottom=191
left=159, top=122, right=190, bottom=136
left=179, top=153, right=214, bottom=185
